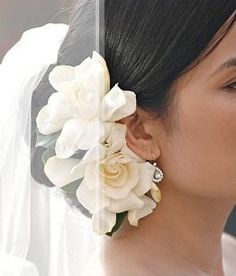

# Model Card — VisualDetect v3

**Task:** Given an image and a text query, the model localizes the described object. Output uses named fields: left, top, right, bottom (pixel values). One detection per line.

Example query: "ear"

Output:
left=117, top=107, right=161, bottom=161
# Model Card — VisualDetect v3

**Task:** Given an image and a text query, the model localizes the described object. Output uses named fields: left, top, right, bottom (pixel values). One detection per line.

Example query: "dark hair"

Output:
left=31, top=0, right=236, bottom=216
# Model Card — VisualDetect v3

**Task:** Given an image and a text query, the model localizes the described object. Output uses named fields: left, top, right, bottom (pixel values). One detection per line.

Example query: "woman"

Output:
left=1, top=0, right=236, bottom=275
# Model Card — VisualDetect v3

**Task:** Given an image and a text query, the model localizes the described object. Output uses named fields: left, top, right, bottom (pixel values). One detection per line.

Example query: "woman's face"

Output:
left=156, top=21, right=236, bottom=201
left=153, top=20, right=236, bottom=199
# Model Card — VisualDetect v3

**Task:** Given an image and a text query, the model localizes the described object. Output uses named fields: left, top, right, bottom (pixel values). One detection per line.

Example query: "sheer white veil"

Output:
left=0, top=1, right=105, bottom=275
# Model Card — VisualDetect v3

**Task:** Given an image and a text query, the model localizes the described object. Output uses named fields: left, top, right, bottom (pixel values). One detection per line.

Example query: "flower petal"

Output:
left=69, top=160, right=87, bottom=178
left=100, top=84, right=124, bottom=121
left=49, top=65, right=75, bottom=91
left=92, top=50, right=110, bottom=95
left=79, top=143, right=108, bottom=165
left=133, top=162, right=155, bottom=196
left=76, top=180, right=110, bottom=214
left=108, top=191, right=144, bottom=213
left=70, top=143, right=109, bottom=187
left=91, top=208, right=116, bottom=235
left=151, top=183, right=162, bottom=203
left=74, top=52, right=110, bottom=100
left=36, top=105, right=67, bottom=135
left=81, top=162, right=100, bottom=190
left=100, top=84, right=136, bottom=122
left=47, top=92, right=73, bottom=119
left=110, top=90, right=136, bottom=121
left=99, top=122, right=114, bottom=144
left=55, top=118, right=84, bottom=159
left=102, top=161, right=139, bottom=199
left=71, top=84, right=100, bottom=120
left=74, top=56, right=93, bottom=80
left=105, top=123, right=127, bottom=157
left=55, top=118, right=105, bottom=158
left=75, top=118, right=106, bottom=150
left=127, top=195, right=156, bottom=226
left=74, top=57, right=102, bottom=93
left=44, top=156, right=84, bottom=187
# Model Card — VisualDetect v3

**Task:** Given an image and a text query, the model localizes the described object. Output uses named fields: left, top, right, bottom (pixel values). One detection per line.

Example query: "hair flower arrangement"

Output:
left=35, top=50, right=162, bottom=236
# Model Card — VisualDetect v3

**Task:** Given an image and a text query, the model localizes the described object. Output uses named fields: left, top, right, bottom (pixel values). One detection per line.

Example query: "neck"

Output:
left=104, top=183, right=234, bottom=275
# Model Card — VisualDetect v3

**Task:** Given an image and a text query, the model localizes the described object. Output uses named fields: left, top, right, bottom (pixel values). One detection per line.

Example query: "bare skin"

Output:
left=85, top=13, right=236, bottom=276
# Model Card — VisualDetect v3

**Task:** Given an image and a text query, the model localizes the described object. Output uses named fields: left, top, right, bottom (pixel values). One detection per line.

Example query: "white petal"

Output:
left=44, top=156, right=84, bottom=187
left=109, top=89, right=136, bottom=121
left=55, top=118, right=105, bottom=158
left=106, top=123, right=127, bottom=157
left=100, top=84, right=136, bottom=122
left=78, top=143, right=108, bottom=164
left=100, top=84, right=124, bottom=121
left=70, top=144, right=108, bottom=185
left=55, top=118, right=84, bottom=159
left=102, top=161, right=139, bottom=199
left=99, top=122, right=114, bottom=144
left=70, top=160, right=87, bottom=177
left=76, top=119, right=106, bottom=150
left=74, top=54, right=109, bottom=101
left=36, top=105, right=67, bottom=135
left=109, top=191, right=144, bottom=213
left=91, top=208, right=116, bottom=235
left=74, top=57, right=93, bottom=80
left=74, top=58, right=105, bottom=101
left=151, top=183, right=162, bottom=203
left=47, top=92, right=74, bottom=119
left=72, top=85, right=100, bottom=119
left=141, top=195, right=157, bottom=209
left=133, top=162, right=155, bottom=196
left=49, top=65, right=75, bottom=91
left=81, top=162, right=100, bottom=190
left=127, top=195, right=156, bottom=226
left=92, top=50, right=110, bottom=95
left=120, top=144, right=145, bottom=162
left=36, top=90, right=76, bottom=135
left=76, top=180, right=110, bottom=214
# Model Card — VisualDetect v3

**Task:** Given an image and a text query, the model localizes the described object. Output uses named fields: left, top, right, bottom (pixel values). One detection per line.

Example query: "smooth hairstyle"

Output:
left=31, top=0, right=236, bottom=219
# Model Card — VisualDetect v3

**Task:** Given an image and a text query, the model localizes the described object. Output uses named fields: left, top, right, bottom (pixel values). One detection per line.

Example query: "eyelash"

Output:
left=224, top=81, right=236, bottom=91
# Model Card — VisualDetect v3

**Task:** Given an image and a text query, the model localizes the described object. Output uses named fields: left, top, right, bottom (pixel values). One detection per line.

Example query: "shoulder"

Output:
left=222, top=232, right=236, bottom=275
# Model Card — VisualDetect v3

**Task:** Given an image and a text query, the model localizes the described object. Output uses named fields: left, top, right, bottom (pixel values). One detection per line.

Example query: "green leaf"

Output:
left=105, top=211, right=128, bottom=237
left=71, top=149, right=87, bottom=159
left=42, top=148, right=56, bottom=166
left=36, top=128, right=61, bottom=150
left=61, top=179, right=82, bottom=194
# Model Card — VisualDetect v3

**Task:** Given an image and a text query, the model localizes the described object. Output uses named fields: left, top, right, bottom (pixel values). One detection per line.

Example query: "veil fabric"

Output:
left=0, top=23, right=102, bottom=276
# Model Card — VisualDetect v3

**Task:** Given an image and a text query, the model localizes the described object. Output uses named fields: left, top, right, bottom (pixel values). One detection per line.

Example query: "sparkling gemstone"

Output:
left=152, top=167, right=163, bottom=183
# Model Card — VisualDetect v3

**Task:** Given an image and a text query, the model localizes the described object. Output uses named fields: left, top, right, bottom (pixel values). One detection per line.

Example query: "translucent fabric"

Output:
left=0, top=23, right=102, bottom=276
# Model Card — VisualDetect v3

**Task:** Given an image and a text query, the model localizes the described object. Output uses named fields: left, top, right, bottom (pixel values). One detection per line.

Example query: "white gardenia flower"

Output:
left=43, top=121, right=159, bottom=235
left=43, top=156, right=85, bottom=187
left=72, top=123, right=157, bottom=235
left=36, top=50, right=137, bottom=159
left=128, top=195, right=157, bottom=227
left=36, top=50, right=162, bottom=236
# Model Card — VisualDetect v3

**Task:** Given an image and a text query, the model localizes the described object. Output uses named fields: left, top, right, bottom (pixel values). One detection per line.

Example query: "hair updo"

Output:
left=31, top=0, right=236, bottom=221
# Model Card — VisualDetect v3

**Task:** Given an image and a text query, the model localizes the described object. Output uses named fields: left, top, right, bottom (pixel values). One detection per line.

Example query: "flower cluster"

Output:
left=36, top=50, right=161, bottom=236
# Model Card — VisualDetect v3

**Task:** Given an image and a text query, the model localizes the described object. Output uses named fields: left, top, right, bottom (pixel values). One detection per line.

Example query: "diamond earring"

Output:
left=151, top=153, right=164, bottom=184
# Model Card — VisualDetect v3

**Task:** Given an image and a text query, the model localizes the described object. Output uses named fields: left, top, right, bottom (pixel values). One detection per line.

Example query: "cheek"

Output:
left=160, top=91, right=236, bottom=200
